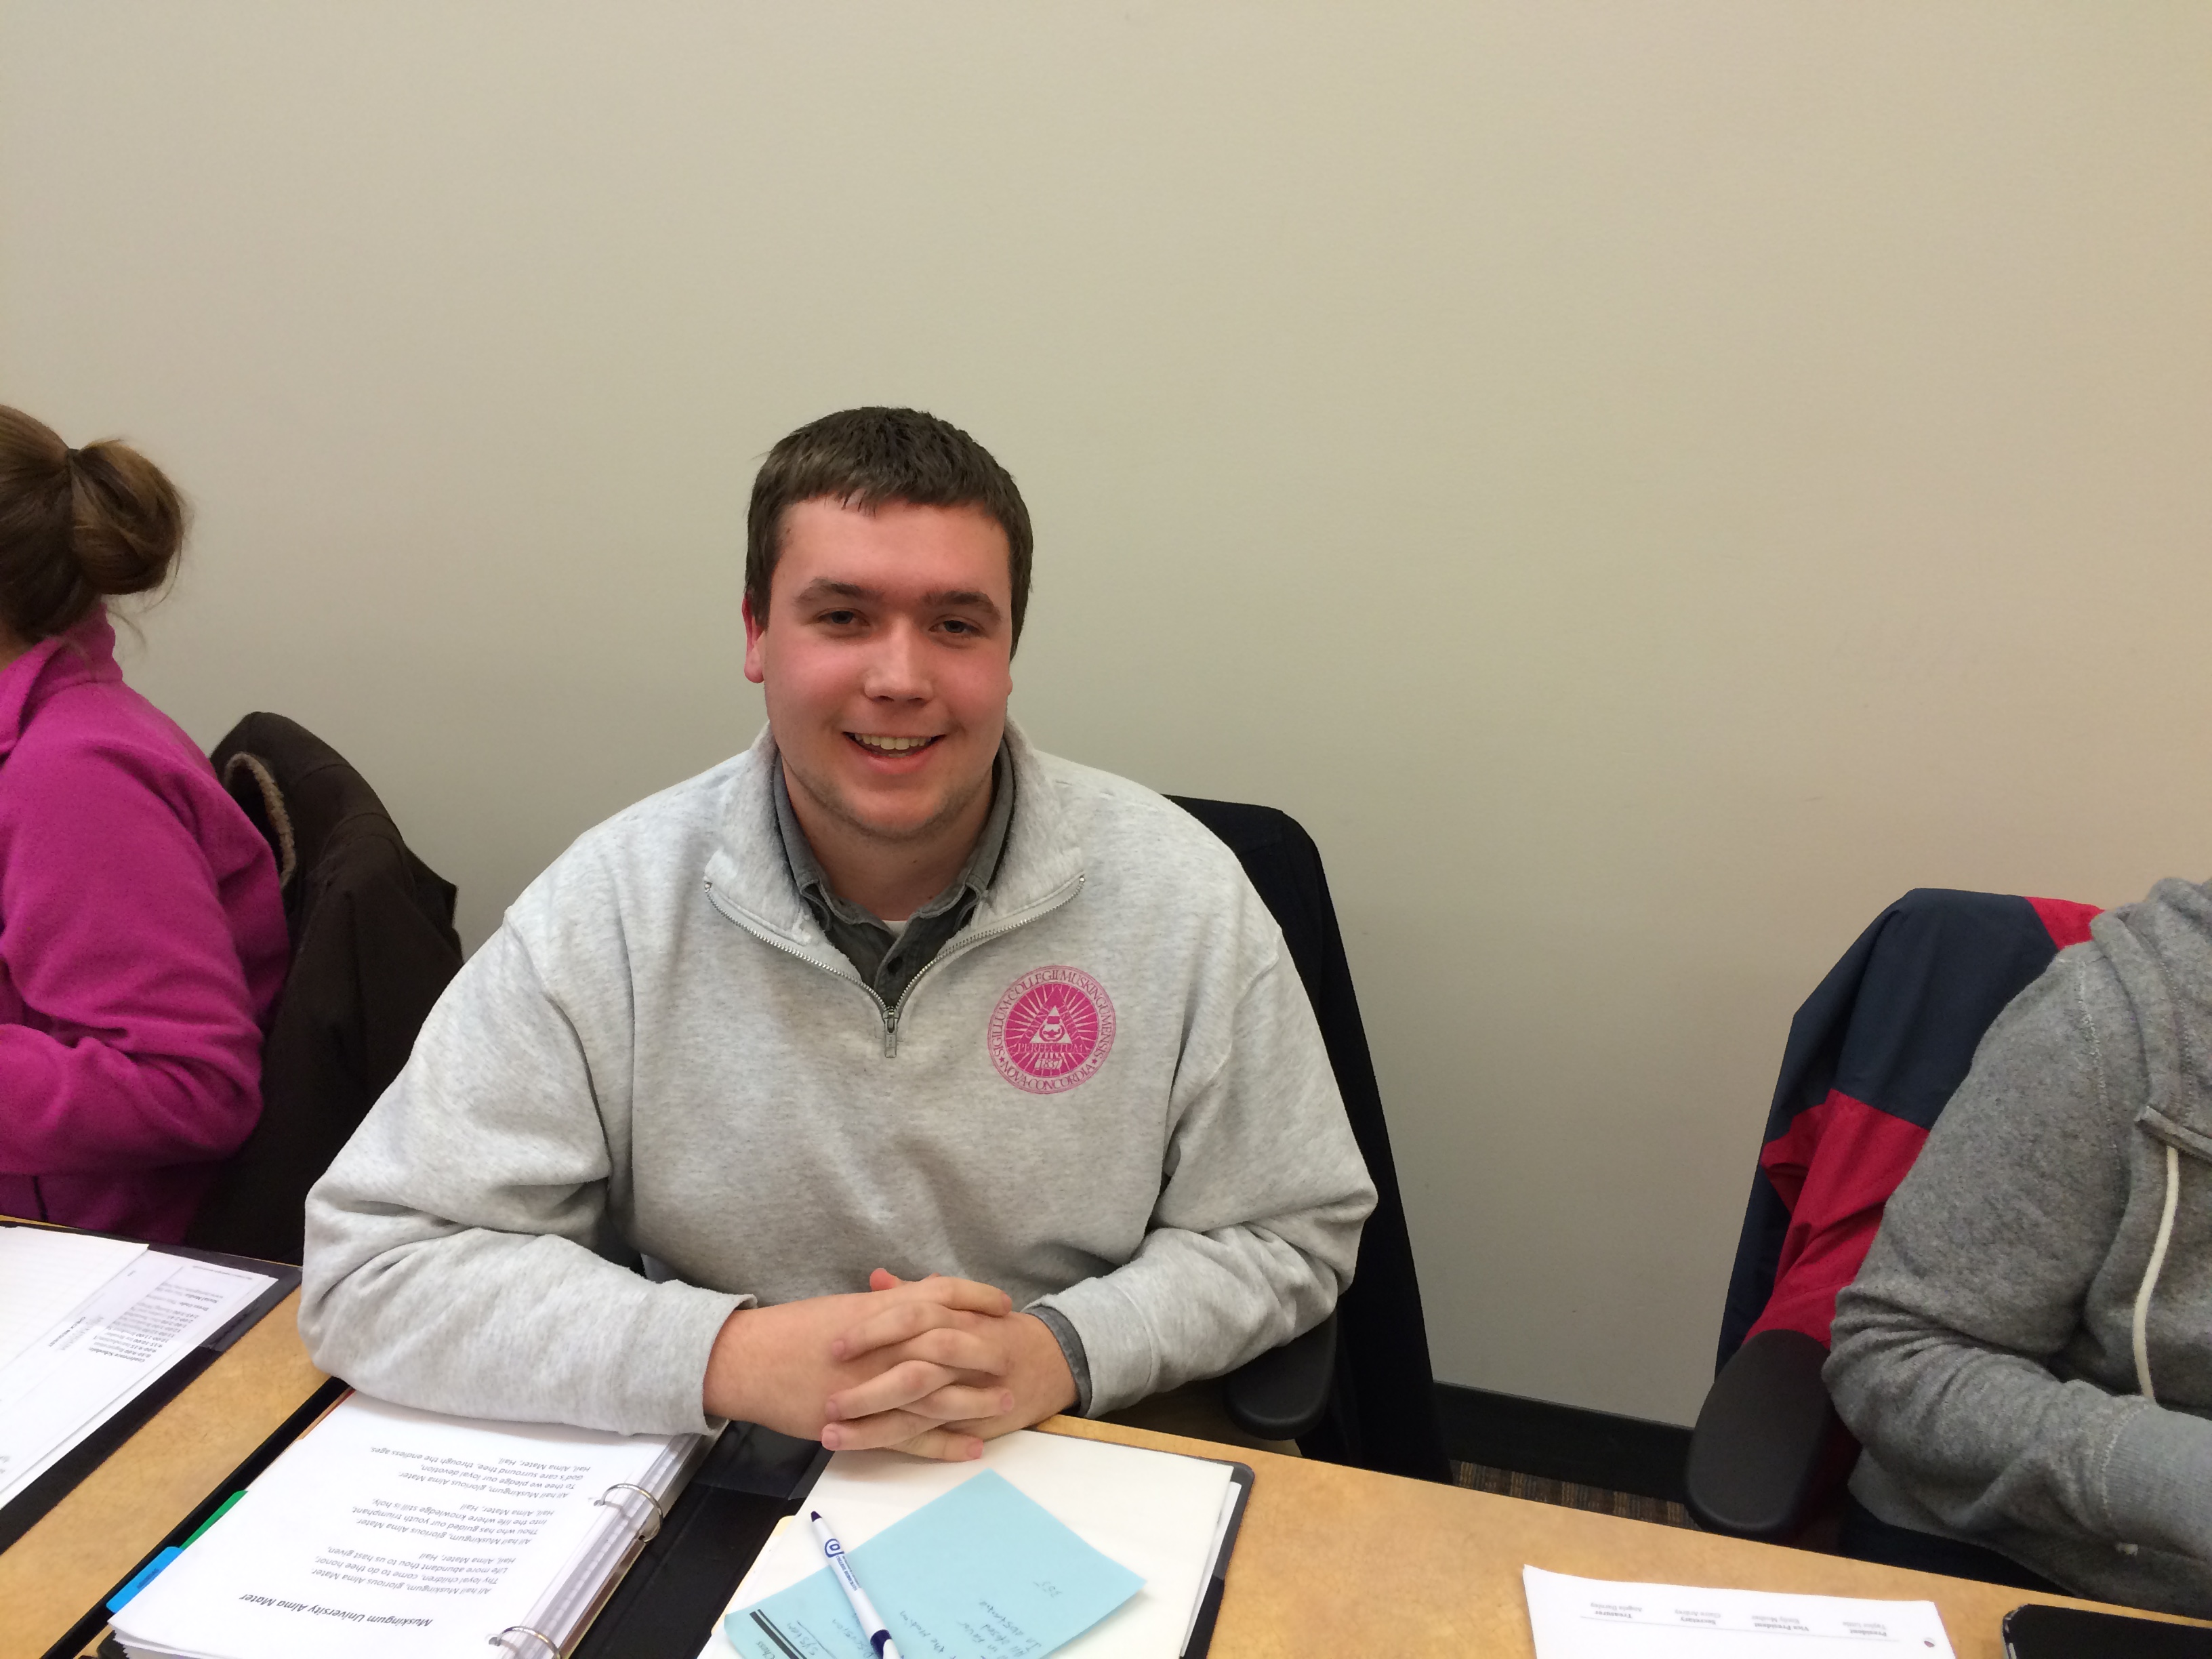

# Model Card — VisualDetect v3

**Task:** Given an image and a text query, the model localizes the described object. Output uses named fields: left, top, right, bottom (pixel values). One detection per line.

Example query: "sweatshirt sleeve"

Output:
left=1031, top=926, right=1376, bottom=1415
left=1824, top=958, right=2212, bottom=1564
left=300, top=916, right=744, bottom=1436
left=0, top=741, right=266, bottom=1176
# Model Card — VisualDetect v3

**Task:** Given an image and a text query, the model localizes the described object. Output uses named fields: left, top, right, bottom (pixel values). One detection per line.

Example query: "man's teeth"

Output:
left=855, top=735, right=933, bottom=752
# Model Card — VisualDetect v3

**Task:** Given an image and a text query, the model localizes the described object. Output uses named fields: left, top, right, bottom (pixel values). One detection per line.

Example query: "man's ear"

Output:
left=741, top=594, right=768, bottom=685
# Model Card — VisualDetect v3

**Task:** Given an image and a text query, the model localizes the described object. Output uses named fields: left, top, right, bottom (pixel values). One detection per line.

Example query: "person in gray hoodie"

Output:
left=301, top=407, right=1375, bottom=1461
left=1826, top=876, right=2212, bottom=1614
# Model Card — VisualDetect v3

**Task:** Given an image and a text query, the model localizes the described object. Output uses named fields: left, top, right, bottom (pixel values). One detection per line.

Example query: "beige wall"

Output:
left=5, top=2, right=2209, bottom=1427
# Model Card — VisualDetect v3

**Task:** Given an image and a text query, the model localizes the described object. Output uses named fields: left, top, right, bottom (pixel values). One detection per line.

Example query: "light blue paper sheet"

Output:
left=724, top=1469, right=1144, bottom=1659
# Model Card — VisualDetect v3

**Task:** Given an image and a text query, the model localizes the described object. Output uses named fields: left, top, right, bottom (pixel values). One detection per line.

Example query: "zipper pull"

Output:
left=882, top=1008, right=900, bottom=1059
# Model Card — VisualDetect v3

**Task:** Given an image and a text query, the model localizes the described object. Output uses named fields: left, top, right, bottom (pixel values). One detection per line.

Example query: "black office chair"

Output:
left=184, top=714, right=464, bottom=1265
left=1685, top=888, right=2099, bottom=1544
left=1174, top=797, right=1451, bottom=1483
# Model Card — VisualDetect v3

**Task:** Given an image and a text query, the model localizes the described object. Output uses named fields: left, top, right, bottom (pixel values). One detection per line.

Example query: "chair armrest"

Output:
left=1684, top=1328, right=1855, bottom=1540
left=1223, top=1313, right=1337, bottom=1443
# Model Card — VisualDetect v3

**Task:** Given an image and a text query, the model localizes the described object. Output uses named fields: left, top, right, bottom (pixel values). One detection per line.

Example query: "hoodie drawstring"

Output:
left=2132, top=1141, right=2181, bottom=1404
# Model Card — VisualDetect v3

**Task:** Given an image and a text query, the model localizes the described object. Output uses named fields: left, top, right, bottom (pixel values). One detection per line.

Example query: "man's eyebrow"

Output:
left=922, top=589, right=1002, bottom=619
left=789, top=579, right=1001, bottom=621
left=791, top=579, right=878, bottom=603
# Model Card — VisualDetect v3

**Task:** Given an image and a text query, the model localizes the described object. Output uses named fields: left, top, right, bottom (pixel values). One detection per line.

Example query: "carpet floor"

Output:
left=1454, top=1461, right=1696, bottom=1530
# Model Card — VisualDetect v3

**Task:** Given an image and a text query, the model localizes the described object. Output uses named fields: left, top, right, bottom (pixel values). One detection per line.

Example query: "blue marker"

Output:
left=808, top=1507, right=904, bottom=1659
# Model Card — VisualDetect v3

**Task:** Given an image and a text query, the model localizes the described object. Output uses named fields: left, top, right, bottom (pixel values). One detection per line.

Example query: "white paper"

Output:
left=113, top=1393, right=684, bottom=1659
left=0, top=1226, right=146, bottom=1372
left=0, top=1250, right=272, bottom=1507
left=1523, top=1565, right=1957, bottom=1658
left=699, top=1429, right=1237, bottom=1659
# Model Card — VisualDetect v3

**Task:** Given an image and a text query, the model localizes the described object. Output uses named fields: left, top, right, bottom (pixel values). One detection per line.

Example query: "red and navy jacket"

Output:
left=1716, top=888, right=2101, bottom=1370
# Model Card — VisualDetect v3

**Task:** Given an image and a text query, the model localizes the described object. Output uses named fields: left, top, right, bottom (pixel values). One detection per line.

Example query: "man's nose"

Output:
left=860, top=621, right=930, bottom=701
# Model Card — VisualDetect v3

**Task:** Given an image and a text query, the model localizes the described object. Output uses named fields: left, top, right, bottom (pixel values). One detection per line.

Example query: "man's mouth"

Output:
left=848, top=733, right=942, bottom=757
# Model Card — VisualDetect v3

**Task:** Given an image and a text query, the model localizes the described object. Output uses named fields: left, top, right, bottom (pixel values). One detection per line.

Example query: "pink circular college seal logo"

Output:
left=987, top=966, right=1116, bottom=1094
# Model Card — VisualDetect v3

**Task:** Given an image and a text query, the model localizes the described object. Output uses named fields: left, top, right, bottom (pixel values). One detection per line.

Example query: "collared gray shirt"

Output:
left=772, top=743, right=1016, bottom=1013
left=770, top=741, right=1094, bottom=1410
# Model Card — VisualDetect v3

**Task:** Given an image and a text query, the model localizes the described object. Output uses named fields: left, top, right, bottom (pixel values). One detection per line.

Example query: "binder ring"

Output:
left=594, top=1481, right=668, bottom=1542
left=491, top=1626, right=558, bottom=1656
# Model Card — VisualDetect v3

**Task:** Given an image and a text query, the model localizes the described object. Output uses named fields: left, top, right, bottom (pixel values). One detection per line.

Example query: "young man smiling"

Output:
left=302, top=408, right=1374, bottom=1458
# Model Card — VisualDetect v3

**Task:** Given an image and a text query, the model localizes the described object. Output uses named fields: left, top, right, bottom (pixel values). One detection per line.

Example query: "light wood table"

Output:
left=9, top=1322, right=2203, bottom=1659
left=1043, top=1416, right=2205, bottom=1658
left=0, top=1288, right=329, bottom=1659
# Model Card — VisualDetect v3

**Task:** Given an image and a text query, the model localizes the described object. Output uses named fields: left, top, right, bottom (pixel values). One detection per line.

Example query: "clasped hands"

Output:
left=702, top=1269, right=1077, bottom=1461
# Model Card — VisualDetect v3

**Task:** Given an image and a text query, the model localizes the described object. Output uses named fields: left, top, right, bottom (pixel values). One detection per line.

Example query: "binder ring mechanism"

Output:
left=594, top=1480, right=669, bottom=1543
left=490, top=1626, right=558, bottom=1657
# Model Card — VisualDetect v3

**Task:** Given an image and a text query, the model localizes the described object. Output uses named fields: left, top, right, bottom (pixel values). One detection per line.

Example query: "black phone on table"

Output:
left=2003, top=1603, right=2212, bottom=1658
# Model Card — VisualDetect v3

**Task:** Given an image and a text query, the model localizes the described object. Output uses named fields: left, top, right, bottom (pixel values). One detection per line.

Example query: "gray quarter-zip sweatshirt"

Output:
left=300, top=724, right=1374, bottom=1436
left=1828, top=878, right=2212, bottom=1615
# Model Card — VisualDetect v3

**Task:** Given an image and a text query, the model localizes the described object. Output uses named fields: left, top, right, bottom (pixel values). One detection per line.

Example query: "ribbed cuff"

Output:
left=1029, top=1277, right=1160, bottom=1415
left=1025, top=1304, right=1094, bottom=1416
left=625, top=1279, right=752, bottom=1435
left=2097, top=1401, right=2212, bottom=1559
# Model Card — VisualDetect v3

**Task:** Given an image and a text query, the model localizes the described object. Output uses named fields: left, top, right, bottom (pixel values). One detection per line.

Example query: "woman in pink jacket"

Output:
left=0, top=406, right=285, bottom=1240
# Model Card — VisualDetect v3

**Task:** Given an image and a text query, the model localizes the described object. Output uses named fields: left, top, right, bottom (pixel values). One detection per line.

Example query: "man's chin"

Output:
left=838, top=808, right=958, bottom=844
left=781, top=744, right=995, bottom=851
left=818, top=786, right=977, bottom=846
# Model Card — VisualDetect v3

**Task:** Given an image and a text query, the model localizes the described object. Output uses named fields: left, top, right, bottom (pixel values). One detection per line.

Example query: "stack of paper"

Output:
left=1523, top=1565, right=1958, bottom=1658
left=0, top=1227, right=277, bottom=1511
left=730, top=1470, right=1144, bottom=1659
left=708, top=1429, right=1243, bottom=1659
left=110, top=1393, right=706, bottom=1659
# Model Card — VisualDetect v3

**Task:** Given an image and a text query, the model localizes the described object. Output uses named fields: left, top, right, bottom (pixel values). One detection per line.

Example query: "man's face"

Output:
left=744, top=497, right=1015, bottom=848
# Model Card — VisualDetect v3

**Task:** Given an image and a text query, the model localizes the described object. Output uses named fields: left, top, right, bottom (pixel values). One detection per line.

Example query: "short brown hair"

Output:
left=0, top=405, right=186, bottom=643
left=745, top=407, right=1033, bottom=647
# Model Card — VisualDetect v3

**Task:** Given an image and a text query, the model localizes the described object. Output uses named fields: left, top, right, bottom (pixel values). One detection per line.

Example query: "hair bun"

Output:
left=66, top=439, right=186, bottom=598
left=0, top=405, right=186, bottom=642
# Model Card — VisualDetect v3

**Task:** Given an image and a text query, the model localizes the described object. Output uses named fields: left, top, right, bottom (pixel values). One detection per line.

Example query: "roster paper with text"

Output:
left=1522, top=1565, right=1957, bottom=1658
left=0, top=1228, right=275, bottom=1510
